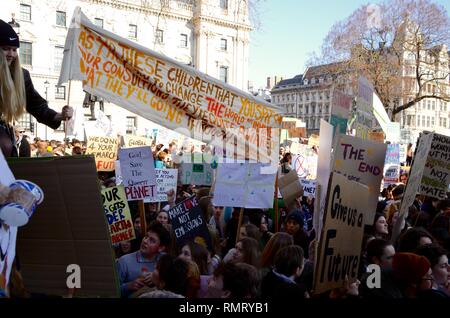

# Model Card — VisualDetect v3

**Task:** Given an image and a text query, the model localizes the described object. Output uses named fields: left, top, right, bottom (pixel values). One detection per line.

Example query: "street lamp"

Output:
left=44, top=80, right=50, bottom=140
left=8, top=14, right=20, bottom=35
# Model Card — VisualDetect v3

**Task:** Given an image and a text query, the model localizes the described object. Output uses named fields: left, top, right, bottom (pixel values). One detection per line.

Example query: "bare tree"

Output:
left=310, top=0, right=450, bottom=120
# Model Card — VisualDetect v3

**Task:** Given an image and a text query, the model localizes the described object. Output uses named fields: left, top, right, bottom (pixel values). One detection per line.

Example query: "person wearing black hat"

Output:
left=0, top=19, right=73, bottom=157
left=284, top=210, right=310, bottom=258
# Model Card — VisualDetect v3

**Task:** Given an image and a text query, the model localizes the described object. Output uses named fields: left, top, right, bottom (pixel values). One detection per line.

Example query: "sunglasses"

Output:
left=19, top=130, right=25, bottom=133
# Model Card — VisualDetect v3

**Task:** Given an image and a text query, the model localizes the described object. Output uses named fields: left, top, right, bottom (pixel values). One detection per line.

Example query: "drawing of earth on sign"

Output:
left=292, top=154, right=309, bottom=178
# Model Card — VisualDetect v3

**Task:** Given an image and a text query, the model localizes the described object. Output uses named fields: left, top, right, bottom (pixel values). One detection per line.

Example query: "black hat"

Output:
left=0, top=19, right=20, bottom=48
left=285, top=209, right=305, bottom=228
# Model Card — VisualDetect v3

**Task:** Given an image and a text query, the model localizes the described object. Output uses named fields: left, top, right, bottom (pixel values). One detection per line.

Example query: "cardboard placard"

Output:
left=420, top=133, right=450, bottom=200
left=85, top=135, right=120, bottom=171
left=101, top=186, right=136, bottom=244
left=392, top=133, right=433, bottom=242
left=314, top=173, right=370, bottom=295
left=315, top=120, right=334, bottom=241
left=119, top=147, right=157, bottom=201
left=278, top=170, right=303, bottom=209
left=333, top=135, right=386, bottom=186
left=168, top=196, right=212, bottom=250
left=368, top=132, right=385, bottom=143
left=8, top=156, right=119, bottom=297
left=333, top=135, right=387, bottom=224
left=0, top=150, right=17, bottom=292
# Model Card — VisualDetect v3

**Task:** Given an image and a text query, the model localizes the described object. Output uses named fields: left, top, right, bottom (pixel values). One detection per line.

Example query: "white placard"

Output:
left=144, top=169, right=178, bottom=203
left=119, top=147, right=157, bottom=201
left=213, top=162, right=276, bottom=209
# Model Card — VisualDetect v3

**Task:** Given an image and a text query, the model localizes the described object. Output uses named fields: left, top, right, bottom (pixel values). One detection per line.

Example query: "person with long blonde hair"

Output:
left=0, top=19, right=73, bottom=156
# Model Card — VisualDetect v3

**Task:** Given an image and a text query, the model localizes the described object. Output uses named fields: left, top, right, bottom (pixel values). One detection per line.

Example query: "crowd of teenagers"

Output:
left=90, top=145, right=449, bottom=299
left=1, top=18, right=450, bottom=299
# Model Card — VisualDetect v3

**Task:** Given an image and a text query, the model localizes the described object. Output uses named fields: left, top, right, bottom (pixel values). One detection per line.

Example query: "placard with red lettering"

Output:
left=101, top=186, right=136, bottom=244
left=85, top=135, right=120, bottom=171
left=168, top=196, right=212, bottom=251
left=119, top=146, right=157, bottom=201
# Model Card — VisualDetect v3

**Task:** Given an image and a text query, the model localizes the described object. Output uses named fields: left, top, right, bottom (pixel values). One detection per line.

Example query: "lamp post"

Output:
left=8, top=14, right=20, bottom=35
left=44, top=80, right=50, bottom=140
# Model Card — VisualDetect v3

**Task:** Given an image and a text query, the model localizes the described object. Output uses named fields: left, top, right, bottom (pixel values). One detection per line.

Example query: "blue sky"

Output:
left=249, top=0, right=450, bottom=88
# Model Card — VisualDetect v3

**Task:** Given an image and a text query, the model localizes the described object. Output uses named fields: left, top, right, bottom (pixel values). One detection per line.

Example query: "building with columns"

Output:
left=1, top=0, right=252, bottom=140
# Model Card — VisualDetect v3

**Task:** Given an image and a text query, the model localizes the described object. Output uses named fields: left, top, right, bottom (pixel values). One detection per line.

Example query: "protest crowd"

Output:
left=1, top=12, right=449, bottom=300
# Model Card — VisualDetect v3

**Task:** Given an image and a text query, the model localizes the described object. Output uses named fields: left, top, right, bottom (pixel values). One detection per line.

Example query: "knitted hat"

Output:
left=392, top=184, right=405, bottom=200
left=285, top=210, right=304, bottom=227
left=0, top=19, right=20, bottom=48
left=392, top=253, right=431, bottom=284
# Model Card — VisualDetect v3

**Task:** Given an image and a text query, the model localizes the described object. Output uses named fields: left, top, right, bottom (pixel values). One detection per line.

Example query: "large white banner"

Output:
left=59, top=8, right=282, bottom=164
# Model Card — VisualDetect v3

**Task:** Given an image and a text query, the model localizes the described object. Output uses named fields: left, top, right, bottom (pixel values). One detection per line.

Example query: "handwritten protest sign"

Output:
left=333, top=135, right=386, bottom=189
left=144, top=169, right=178, bottom=203
left=333, top=135, right=386, bottom=224
left=179, top=163, right=214, bottom=186
left=84, top=109, right=116, bottom=138
left=386, top=122, right=401, bottom=143
left=101, top=186, right=136, bottom=244
left=278, top=170, right=303, bottom=209
left=392, top=133, right=433, bottom=242
left=368, top=131, right=385, bottom=143
left=330, top=89, right=352, bottom=135
left=123, top=135, right=151, bottom=148
left=383, top=144, right=401, bottom=185
left=398, top=133, right=432, bottom=218
left=213, top=162, right=277, bottom=208
left=383, top=165, right=400, bottom=185
left=399, top=144, right=408, bottom=164
left=385, top=144, right=400, bottom=165
left=59, top=8, right=282, bottom=164
left=315, top=120, right=334, bottom=241
left=292, top=145, right=318, bottom=180
left=314, top=173, right=370, bottom=294
left=85, top=135, right=119, bottom=171
left=420, top=133, right=450, bottom=200
left=168, top=196, right=212, bottom=250
left=119, top=147, right=156, bottom=201
left=300, top=179, right=316, bottom=198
